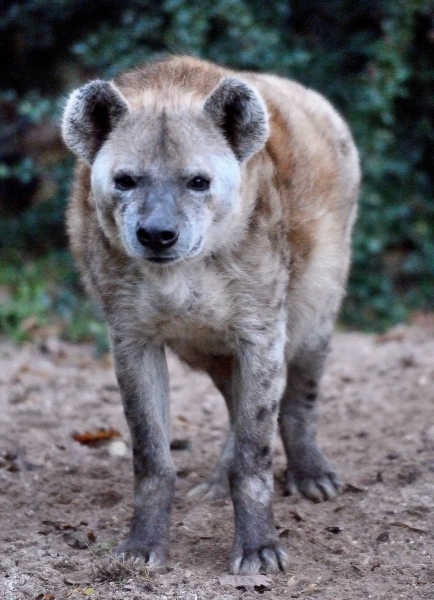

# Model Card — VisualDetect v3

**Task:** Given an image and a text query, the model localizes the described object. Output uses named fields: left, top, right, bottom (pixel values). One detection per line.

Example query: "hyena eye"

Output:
left=114, top=174, right=137, bottom=191
left=187, top=176, right=210, bottom=191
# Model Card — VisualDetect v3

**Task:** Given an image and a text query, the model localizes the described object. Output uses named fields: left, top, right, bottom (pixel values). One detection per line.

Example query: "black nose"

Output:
left=136, top=226, right=179, bottom=251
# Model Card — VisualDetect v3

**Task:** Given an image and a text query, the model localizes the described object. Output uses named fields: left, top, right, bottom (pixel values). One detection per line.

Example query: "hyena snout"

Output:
left=136, top=222, right=179, bottom=251
left=136, top=209, right=180, bottom=253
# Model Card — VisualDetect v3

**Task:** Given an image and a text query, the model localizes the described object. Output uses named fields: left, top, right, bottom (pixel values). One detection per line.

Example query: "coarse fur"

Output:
left=62, top=55, right=360, bottom=575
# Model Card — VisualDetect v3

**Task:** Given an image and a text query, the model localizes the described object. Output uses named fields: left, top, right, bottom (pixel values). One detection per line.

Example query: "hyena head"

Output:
left=62, top=77, right=269, bottom=265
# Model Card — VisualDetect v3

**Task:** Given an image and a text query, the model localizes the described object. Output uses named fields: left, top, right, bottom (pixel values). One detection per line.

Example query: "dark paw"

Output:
left=285, top=445, right=342, bottom=502
left=230, top=542, right=289, bottom=574
left=113, top=538, right=168, bottom=573
left=285, top=469, right=342, bottom=502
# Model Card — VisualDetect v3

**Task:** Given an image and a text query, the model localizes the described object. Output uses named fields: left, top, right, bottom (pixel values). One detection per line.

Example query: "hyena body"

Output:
left=62, top=56, right=360, bottom=574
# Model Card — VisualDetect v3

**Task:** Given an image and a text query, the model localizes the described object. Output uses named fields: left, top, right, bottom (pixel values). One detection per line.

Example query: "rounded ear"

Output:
left=203, top=77, right=269, bottom=162
left=61, top=81, right=128, bottom=163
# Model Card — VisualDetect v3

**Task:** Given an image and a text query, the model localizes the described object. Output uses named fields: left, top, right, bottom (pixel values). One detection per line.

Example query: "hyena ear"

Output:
left=62, top=81, right=128, bottom=163
left=203, top=77, right=269, bottom=162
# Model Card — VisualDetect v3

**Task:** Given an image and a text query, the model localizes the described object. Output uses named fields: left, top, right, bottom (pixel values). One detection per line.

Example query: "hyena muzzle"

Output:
left=62, top=56, right=360, bottom=575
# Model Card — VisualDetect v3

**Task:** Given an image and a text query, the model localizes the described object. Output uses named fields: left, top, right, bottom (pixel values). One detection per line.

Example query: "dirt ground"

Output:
left=1, top=324, right=434, bottom=600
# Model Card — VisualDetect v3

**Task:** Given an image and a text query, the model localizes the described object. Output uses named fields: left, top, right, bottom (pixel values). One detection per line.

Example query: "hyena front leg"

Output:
left=188, top=356, right=234, bottom=501
left=229, top=327, right=289, bottom=575
left=110, top=332, right=176, bottom=570
left=279, top=337, right=342, bottom=502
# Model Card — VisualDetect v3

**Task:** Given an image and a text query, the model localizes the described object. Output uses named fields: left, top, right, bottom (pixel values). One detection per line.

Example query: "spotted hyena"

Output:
left=62, top=56, right=360, bottom=575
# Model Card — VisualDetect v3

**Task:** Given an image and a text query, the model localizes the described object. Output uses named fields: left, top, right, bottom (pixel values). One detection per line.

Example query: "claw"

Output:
left=112, top=540, right=168, bottom=573
left=285, top=470, right=342, bottom=502
left=231, top=543, right=289, bottom=575
left=316, top=475, right=340, bottom=500
left=187, top=480, right=229, bottom=501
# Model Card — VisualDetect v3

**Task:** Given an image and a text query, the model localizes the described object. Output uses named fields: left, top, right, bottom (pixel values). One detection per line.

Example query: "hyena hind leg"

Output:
left=279, top=337, right=342, bottom=502
left=187, top=356, right=234, bottom=502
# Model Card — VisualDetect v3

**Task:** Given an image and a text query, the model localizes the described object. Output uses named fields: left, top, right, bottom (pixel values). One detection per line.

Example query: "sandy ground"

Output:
left=1, top=325, right=434, bottom=600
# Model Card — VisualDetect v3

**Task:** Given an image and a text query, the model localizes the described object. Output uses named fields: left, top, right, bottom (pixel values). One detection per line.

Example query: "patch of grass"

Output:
left=90, top=554, right=154, bottom=583
left=0, top=250, right=108, bottom=352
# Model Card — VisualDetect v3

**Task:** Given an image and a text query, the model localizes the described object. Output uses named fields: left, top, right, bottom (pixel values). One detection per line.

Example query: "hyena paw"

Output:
left=230, top=542, right=289, bottom=575
left=187, top=478, right=229, bottom=502
left=285, top=455, right=342, bottom=502
left=113, top=538, right=168, bottom=573
left=285, top=469, right=342, bottom=502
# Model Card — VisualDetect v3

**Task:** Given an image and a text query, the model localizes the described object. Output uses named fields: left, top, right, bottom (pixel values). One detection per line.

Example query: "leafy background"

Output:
left=1, top=0, right=433, bottom=345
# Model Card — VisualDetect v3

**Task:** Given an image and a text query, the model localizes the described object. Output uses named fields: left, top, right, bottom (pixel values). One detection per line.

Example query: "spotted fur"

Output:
left=62, top=56, right=360, bottom=575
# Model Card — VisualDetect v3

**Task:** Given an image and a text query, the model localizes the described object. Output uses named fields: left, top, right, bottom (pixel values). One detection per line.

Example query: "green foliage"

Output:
left=1, top=0, right=434, bottom=336
left=0, top=250, right=108, bottom=351
left=0, top=156, right=74, bottom=252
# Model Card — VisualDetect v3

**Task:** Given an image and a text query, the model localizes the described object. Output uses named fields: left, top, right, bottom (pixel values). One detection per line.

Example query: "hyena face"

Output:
left=62, top=78, right=269, bottom=265
left=91, top=110, right=242, bottom=263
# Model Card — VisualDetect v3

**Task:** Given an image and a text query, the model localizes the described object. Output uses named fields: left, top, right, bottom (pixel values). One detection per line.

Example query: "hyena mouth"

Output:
left=146, top=238, right=204, bottom=264
left=147, top=256, right=179, bottom=263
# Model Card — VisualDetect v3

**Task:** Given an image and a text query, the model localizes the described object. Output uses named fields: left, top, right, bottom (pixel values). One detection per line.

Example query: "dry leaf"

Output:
left=376, top=531, right=389, bottom=543
left=72, top=429, right=121, bottom=445
left=301, top=583, right=317, bottom=593
left=390, top=521, right=427, bottom=533
left=83, top=588, right=95, bottom=596
left=375, top=332, right=404, bottom=344
left=87, top=531, right=96, bottom=543
left=219, top=574, right=272, bottom=590
left=324, top=526, right=343, bottom=534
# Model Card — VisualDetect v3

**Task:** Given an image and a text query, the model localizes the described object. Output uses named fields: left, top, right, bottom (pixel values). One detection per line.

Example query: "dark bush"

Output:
left=1, top=0, right=433, bottom=333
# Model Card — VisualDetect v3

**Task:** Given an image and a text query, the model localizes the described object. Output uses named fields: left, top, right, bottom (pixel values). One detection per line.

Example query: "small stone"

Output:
left=108, top=440, right=128, bottom=457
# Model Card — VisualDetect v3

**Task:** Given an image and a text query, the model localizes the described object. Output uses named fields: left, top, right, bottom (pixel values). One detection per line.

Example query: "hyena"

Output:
left=62, top=56, right=360, bottom=575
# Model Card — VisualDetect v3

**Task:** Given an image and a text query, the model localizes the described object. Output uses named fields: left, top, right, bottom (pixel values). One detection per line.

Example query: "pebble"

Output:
left=108, top=440, right=128, bottom=457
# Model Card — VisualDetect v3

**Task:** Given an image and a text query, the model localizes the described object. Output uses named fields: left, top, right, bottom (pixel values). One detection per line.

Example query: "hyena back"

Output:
left=62, top=56, right=360, bottom=574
